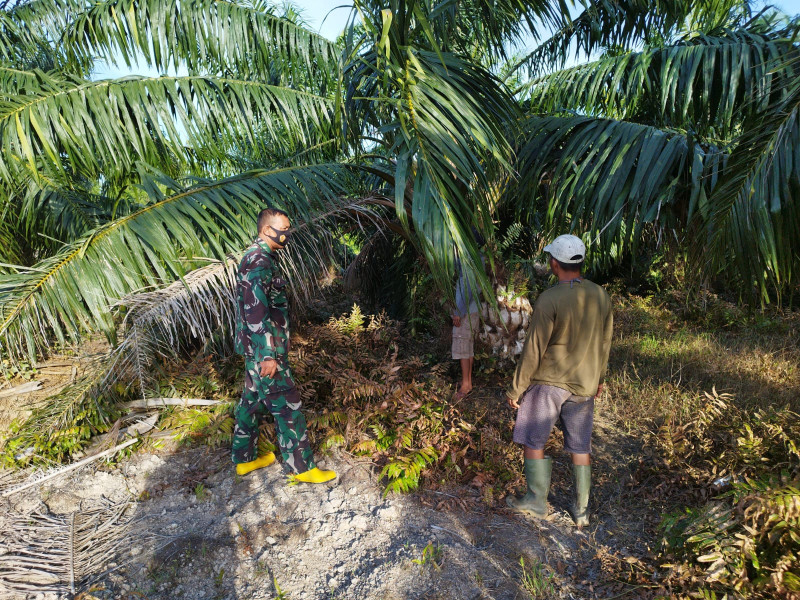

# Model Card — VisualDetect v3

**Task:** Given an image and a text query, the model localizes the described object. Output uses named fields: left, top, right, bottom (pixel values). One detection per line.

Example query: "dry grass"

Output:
left=2, top=289, right=798, bottom=598
left=586, top=294, right=800, bottom=599
left=605, top=294, right=800, bottom=429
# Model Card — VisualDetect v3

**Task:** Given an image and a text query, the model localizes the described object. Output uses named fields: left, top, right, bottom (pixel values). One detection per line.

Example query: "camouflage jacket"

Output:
left=234, top=238, right=291, bottom=364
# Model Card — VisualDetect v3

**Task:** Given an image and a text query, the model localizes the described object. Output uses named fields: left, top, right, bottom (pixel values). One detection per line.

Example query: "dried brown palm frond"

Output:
left=2, top=197, right=389, bottom=466
left=0, top=467, right=27, bottom=495
left=112, top=257, right=239, bottom=396
left=111, top=197, right=389, bottom=393
left=0, top=498, right=133, bottom=595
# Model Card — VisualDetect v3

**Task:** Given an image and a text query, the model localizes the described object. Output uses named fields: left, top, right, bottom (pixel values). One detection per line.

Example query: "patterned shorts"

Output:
left=513, top=384, right=594, bottom=454
left=452, top=312, right=481, bottom=360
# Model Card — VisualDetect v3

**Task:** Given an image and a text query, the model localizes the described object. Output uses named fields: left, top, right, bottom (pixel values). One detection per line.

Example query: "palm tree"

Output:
left=509, top=0, right=800, bottom=304
left=0, top=0, right=543, bottom=366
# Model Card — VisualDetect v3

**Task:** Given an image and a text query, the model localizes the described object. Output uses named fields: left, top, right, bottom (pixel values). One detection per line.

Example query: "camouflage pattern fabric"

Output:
left=231, top=359, right=315, bottom=472
left=232, top=238, right=315, bottom=472
left=234, top=238, right=290, bottom=364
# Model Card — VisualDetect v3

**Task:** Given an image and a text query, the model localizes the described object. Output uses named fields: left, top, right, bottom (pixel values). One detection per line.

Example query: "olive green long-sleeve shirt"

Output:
left=506, top=280, right=613, bottom=400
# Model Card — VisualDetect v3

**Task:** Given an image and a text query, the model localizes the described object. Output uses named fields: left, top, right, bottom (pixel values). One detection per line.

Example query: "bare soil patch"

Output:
left=1, top=410, right=651, bottom=600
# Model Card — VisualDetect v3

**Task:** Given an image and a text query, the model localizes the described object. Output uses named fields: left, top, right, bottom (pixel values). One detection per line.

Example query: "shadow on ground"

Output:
left=1, top=404, right=655, bottom=600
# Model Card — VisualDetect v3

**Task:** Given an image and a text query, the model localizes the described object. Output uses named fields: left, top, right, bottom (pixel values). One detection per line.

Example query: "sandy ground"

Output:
left=0, top=412, right=654, bottom=600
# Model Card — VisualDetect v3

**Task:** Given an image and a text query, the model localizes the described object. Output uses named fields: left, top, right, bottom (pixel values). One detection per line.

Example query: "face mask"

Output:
left=266, top=226, right=291, bottom=248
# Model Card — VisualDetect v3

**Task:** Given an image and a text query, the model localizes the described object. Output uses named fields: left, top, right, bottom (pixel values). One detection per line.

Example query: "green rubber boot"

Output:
left=571, top=464, right=591, bottom=527
left=506, top=457, right=552, bottom=518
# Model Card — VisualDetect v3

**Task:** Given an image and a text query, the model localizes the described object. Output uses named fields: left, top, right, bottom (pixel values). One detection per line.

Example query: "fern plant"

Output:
left=663, top=475, right=800, bottom=598
left=656, top=390, right=800, bottom=598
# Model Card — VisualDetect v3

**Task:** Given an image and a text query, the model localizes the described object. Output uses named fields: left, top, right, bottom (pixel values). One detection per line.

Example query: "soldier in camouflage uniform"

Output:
left=232, top=208, right=336, bottom=483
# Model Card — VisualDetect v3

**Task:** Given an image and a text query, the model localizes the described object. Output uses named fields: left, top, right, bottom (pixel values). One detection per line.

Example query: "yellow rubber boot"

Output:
left=235, top=452, right=276, bottom=476
left=290, top=467, right=337, bottom=484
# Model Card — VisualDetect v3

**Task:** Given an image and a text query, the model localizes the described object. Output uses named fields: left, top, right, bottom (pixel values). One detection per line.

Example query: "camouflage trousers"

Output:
left=231, top=359, right=315, bottom=473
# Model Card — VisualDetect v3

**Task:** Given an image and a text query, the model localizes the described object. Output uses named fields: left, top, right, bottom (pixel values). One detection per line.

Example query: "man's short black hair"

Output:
left=550, top=255, right=584, bottom=272
left=257, top=207, right=289, bottom=231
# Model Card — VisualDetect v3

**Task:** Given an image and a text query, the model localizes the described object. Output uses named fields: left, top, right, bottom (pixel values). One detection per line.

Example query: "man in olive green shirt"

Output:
left=505, top=234, right=613, bottom=526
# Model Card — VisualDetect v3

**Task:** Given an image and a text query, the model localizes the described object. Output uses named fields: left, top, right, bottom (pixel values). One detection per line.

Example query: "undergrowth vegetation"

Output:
left=604, top=294, right=800, bottom=599
left=1, top=374, right=124, bottom=466
left=295, top=305, right=517, bottom=497
left=1, top=285, right=798, bottom=598
left=651, top=391, right=800, bottom=598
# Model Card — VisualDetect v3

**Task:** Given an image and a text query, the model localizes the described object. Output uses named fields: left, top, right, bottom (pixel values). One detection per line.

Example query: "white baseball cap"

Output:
left=544, top=234, right=586, bottom=264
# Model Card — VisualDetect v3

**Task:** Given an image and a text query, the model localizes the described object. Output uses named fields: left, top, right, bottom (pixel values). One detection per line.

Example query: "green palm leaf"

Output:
left=703, top=74, right=800, bottom=304
left=0, top=73, right=336, bottom=181
left=0, top=162, right=356, bottom=362
left=17, top=173, right=131, bottom=246
left=513, top=115, right=710, bottom=256
left=1, top=0, right=90, bottom=73
left=390, top=49, right=514, bottom=296
left=358, top=0, right=562, bottom=59
left=0, top=64, right=65, bottom=94
left=526, top=26, right=800, bottom=135
left=66, top=0, right=337, bottom=84
left=510, top=0, right=693, bottom=79
left=344, top=4, right=519, bottom=298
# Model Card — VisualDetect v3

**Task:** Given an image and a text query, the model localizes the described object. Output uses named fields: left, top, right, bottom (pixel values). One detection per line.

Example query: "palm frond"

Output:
left=66, top=0, right=337, bottom=85
left=702, top=73, right=800, bottom=304
left=0, top=162, right=356, bottom=363
left=388, top=49, right=514, bottom=299
left=117, top=194, right=386, bottom=353
left=20, top=183, right=126, bottom=246
left=358, top=0, right=564, bottom=58
left=0, top=73, right=336, bottom=181
left=526, top=26, right=800, bottom=135
left=0, top=500, right=132, bottom=595
left=1, top=0, right=82, bottom=36
left=0, top=0, right=90, bottom=73
left=510, top=0, right=693, bottom=79
left=513, top=115, right=714, bottom=258
left=0, top=63, right=63, bottom=93
left=0, top=200, right=27, bottom=265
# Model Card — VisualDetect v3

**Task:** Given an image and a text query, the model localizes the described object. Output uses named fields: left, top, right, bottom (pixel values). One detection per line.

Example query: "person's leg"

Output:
left=513, top=385, right=568, bottom=455
left=571, top=453, right=591, bottom=465
left=232, top=361, right=276, bottom=474
left=265, top=386, right=315, bottom=472
left=454, top=312, right=479, bottom=397
left=458, top=358, right=473, bottom=395
left=265, top=384, right=336, bottom=483
left=508, top=450, right=552, bottom=517
left=561, top=397, right=594, bottom=526
left=524, top=447, right=545, bottom=460
left=507, top=386, right=568, bottom=516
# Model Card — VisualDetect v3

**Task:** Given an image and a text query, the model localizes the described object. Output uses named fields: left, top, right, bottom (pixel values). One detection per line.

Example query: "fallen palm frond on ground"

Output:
left=0, top=257, right=238, bottom=467
left=0, top=498, right=133, bottom=596
left=641, top=390, right=800, bottom=599
left=295, top=307, right=473, bottom=495
left=1, top=438, right=138, bottom=498
left=1, top=288, right=798, bottom=598
left=1, top=371, right=123, bottom=465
